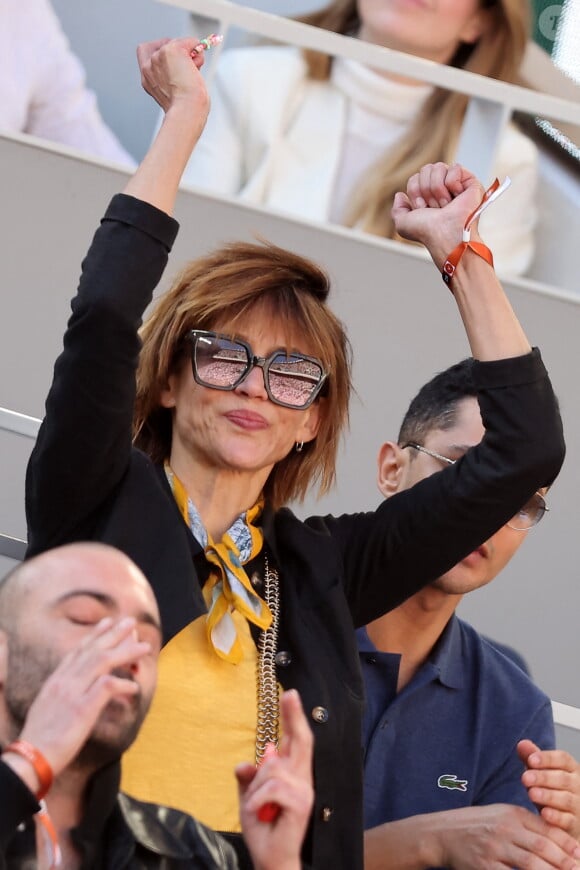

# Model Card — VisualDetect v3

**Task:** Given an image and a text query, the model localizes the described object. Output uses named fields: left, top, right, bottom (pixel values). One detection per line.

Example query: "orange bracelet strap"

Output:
left=442, top=239, right=494, bottom=286
left=441, top=177, right=510, bottom=287
left=3, top=740, right=54, bottom=800
left=37, top=800, right=62, bottom=868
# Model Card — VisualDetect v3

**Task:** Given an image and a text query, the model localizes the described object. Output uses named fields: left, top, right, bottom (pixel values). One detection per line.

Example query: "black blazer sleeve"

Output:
left=26, top=194, right=179, bottom=554
left=312, top=349, right=565, bottom=627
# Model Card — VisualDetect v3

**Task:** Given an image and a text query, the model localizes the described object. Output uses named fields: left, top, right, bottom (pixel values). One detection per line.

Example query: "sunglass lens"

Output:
left=194, top=335, right=248, bottom=387
left=268, top=354, right=323, bottom=407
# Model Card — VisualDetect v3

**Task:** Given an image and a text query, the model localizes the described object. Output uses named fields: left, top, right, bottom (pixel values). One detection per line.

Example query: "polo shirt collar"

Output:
left=427, top=614, right=465, bottom=690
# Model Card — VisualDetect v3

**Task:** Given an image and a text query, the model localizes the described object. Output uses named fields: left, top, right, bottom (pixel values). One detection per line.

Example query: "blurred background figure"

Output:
left=0, top=0, right=135, bottom=166
left=183, top=0, right=537, bottom=276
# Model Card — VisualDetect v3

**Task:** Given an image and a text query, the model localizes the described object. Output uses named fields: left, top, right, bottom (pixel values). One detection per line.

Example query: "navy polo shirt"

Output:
left=358, top=615, right=555, bottom=831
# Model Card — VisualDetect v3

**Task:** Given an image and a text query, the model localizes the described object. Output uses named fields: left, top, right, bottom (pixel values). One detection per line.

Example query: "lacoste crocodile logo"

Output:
left=437, top=774, right=468, bottom=792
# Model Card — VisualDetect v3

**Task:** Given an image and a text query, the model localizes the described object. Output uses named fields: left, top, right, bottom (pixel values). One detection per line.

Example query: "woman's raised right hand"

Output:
left=136, top=37, right=210, bottom=125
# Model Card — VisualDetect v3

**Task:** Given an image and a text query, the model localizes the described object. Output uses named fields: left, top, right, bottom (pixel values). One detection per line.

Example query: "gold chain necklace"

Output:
left=255, top=554, right=280, bottom=764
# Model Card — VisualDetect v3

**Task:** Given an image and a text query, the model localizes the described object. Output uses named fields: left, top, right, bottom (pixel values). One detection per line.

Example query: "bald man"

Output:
left=0, top=543, right=313, bottom=869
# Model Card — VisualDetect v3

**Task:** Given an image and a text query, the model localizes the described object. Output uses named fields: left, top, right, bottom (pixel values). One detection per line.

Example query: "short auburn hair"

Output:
left=134, top=239, right=352, bottom=509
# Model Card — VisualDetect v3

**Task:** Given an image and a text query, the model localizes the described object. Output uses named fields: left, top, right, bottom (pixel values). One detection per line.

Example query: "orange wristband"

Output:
left=3, top=740, right=54, bottom=800
left=442, top=239, right=494, bottom=286
left=441, top=177, right=511, bottom=287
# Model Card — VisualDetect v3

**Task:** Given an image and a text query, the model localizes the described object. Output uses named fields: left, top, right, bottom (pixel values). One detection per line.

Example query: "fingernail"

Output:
left=415, top=197, right=426, bottom=208
left=439, top=198, right=449, bottom=208
left=191, top=32, right=223, bottom=55
left=97, top=616, right=113, bottom=628
left=118, top=616, right=136, bottom=629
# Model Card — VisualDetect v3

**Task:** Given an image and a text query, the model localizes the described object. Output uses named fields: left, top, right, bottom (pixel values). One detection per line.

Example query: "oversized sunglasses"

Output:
left=186, top=330, right=328, bottom=410
left=403, top=442, right=548, bottom=531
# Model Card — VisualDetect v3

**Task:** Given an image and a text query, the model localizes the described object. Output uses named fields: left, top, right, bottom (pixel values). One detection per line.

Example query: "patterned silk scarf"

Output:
left=165, top=464, right=272, bottom=663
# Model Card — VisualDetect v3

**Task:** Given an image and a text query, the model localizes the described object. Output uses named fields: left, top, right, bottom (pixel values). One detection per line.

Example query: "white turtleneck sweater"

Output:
left=329, top=56, right=432, bottom=222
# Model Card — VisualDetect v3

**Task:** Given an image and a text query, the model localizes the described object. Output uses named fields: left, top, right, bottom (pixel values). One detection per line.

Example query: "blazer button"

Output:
left=311, top=706, right=329, bottom=724
left=321, top=806, right=333, bottom=822
left=275, top=650, right=292, bottom=667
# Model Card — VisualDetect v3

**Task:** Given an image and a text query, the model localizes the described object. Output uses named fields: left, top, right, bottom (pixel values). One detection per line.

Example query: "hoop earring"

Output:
left=295, top=441, right=304, bottom=453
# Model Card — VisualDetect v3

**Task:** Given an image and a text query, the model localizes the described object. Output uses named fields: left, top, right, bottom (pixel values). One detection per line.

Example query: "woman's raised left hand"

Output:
left=392, top=162, right=486, bottom=270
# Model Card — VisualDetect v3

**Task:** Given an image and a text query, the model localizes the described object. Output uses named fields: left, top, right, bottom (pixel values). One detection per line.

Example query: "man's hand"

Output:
left=4, top=617, right=151, bottom=787
left=391, top=162, right=486, bottom=270
left=436, top=804, right=580, bottom=869
left=236, top=689, right=314, bottom=870
left=520, top=739, right=580, bottom=840
left=365, top=804, right=580, bottom=870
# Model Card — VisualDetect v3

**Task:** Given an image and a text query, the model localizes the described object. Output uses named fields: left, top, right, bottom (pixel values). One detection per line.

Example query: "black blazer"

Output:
left=26, top=194, right=565, bottom=869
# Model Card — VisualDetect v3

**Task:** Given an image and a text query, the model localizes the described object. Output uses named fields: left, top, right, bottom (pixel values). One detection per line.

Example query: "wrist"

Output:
left=426, top=221, right=485, bottom=272
left=441, top=231, right=492, bottom=288
left=409, top=815, right=446, bottom=867
left=254, top=858, right=300, bottom=870
left=2, top=740, right=54, bottom=799
left=163, top=98, right=208, bottom=138
left=364, top=816, right=444, bottom=870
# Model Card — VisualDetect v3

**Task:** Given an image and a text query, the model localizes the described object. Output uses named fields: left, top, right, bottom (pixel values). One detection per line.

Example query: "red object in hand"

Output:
left=257, top=742, right=282, bottom=822
left=258, top=801, right=281, bottom=823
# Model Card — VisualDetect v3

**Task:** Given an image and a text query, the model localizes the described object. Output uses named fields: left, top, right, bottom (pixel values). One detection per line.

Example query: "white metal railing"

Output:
left=0, top=407, right=41, bottom=438
left=521, top=42, right=580, bottom=147
left=0, top=409, right=38, bottom=562
left=0, top=534, right=26, bottom=561
left=158, top=0, right=580, bottom=181
left=553, top=701, right=580, bottom=732
left=162, top=0, right=580, bottom=123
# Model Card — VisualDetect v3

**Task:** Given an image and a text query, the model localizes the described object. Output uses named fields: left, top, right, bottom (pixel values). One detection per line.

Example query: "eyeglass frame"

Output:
left=185, top=329, right=329, bottom=410
left=402, top=441, right=548, bottom=532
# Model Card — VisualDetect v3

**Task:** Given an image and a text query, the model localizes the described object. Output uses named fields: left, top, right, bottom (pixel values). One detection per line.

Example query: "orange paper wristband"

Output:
left=3, top=739, right=54, bottom=800
left=442, top=239, right=494, bottom=286
left=441, top=177, right=510, bottom=287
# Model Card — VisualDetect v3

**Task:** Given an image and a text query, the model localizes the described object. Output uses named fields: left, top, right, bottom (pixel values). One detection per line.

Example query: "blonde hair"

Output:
left=298, top=0, right=530, bottom=237
left=134, top=240, right=352, bottom=510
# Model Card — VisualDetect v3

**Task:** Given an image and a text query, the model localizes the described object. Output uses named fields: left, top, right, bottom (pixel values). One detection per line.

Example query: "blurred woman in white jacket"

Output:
left=183, top=0, right=537, bottom=276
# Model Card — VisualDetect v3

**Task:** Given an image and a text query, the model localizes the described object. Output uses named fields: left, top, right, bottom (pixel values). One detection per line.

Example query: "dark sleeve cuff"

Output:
left=472, top=347, right=545, bottom=389
left=0, top=761, right=39, bottom=845
left=102, top=193, right=180, bottom=252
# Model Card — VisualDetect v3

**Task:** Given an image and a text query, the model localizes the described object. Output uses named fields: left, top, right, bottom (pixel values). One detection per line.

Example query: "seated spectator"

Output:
left=0, top=543, right=313, bottom=869
left=360, top=359, right=580, bottom=869
left=0, top=0, right=135, bottom=166
left=183, top=0, right=537, bottom=275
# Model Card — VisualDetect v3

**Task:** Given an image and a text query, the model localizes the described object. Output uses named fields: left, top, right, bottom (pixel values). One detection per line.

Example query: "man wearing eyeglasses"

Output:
left=361, top=358, right=580, bottom=870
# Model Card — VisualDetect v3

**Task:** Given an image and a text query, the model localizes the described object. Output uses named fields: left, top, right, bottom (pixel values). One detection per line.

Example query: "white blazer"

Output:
left=184, top=46, right=538, bottom=276
left=0, top=0, right=134, bottom=165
